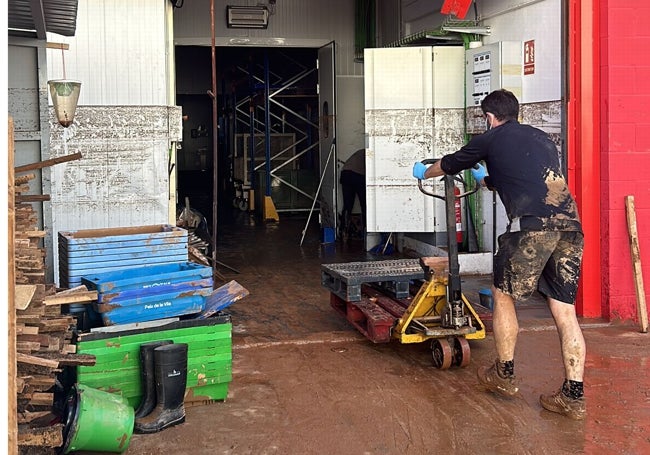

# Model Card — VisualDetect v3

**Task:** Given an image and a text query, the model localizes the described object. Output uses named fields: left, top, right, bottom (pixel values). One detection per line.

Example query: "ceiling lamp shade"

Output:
left=48, top=79, right=81, bottom=127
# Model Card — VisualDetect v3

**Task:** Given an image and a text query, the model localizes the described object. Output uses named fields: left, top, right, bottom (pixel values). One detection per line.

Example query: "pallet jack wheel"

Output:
left=452, top=337, right=471, bottom=368
left=431, top=338, right=453, bottom=370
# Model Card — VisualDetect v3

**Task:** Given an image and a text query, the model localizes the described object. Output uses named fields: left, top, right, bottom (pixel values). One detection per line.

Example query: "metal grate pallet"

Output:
left=321, top=259, right=425, bottom=301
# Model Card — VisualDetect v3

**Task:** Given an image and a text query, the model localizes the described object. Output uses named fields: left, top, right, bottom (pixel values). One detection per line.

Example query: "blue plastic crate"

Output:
left=94, top=286, right=213, bottom=308
left=82, top=262, right=213, bottom=302
left=95, top=292, right=209, bottom=326
left=58, top=225, right=188, bottom=288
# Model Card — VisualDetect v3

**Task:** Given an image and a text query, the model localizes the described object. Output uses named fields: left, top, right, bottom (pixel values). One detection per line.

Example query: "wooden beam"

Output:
left=46, top=42, right=70, bottom=50
left=28, top=392, right=54, bottom=406
left=13, top=174, right=36, bottom=185
left=55, top=284, right=88, bottom=295
left=15, top=195, right=51, bottom=203
left=625, top=195, right=649, bottom=333
left=16, top=353, right=59, bottom=369
left=8, top=116, right=18, bottom=455
left=14, top=152, right=82, bottom=174
left=17, top=424, right=63, bottom=448
left=43, top=290, right=97, bottom=306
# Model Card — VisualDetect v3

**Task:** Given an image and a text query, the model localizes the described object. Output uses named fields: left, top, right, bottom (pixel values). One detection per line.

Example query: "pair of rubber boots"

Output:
left=134, top=341, right=188, bottom=434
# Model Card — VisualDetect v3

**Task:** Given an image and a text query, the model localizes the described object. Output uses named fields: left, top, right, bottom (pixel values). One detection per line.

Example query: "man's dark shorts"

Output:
left=493, top=230, right=584, bottom=304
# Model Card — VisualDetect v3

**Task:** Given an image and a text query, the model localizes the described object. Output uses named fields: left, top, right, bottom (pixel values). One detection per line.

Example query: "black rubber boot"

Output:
left=134, top=343, right=188, bottom=434
left=134, top=340, right=173, bottom=419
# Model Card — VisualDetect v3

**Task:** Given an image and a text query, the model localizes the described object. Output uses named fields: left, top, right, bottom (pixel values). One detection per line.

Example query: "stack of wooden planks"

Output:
left=16, top=285, right=97, bottom=451
left=14, top=173, right=47, bottom=285
left=10, top=148, right=96, bottom=452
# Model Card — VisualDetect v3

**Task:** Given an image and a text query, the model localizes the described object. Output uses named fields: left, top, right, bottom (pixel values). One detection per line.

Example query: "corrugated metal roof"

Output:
left=8, top=0, right=79, bottom=38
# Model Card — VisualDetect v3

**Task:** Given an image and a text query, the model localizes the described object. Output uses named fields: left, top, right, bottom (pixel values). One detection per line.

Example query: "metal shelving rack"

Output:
left=232, top=50, right=320, bottom=214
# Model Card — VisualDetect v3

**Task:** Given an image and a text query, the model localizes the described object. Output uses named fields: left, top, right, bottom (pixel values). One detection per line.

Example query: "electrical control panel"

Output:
left=465, top=41, right=523, bottom=134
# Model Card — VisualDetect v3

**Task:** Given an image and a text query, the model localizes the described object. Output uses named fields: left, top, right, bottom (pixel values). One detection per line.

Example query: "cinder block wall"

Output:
left=601, top=0, right=650, bottom=321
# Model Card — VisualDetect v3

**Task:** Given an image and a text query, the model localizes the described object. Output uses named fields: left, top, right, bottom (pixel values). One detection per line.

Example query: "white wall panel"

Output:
left=365, top=47, right=465, bottom=233
left=481, top=0, right=561, bottom=103
left=47, top=0, right=171, bottom=105
left=48, top=105, right=182, bottom=285
left=392, top=0, right=561, bottom=103
left=364, top=47, right=433, bottom=110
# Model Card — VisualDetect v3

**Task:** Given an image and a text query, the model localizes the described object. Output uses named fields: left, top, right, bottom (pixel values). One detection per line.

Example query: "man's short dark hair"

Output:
left=481, top=89, right=519, bottom=121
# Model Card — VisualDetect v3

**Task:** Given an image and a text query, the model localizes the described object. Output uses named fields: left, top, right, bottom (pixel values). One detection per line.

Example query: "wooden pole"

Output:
left=625, top=195, right=649, bottom=333
left=8, top=117, right=18, bottom=454
left=14, top=151, right=82, bottom=174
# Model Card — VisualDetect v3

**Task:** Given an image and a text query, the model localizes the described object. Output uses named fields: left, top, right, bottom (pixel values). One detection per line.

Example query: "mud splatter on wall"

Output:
left=48, top=105, right=182, bottom=285
left=366, top=107, right=465, bottom=232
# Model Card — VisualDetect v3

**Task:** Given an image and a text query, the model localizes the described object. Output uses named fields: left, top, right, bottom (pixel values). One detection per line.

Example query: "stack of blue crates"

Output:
left=58, top=225, right=189, bottom=288
left=82, top=262, right=213, bottom=326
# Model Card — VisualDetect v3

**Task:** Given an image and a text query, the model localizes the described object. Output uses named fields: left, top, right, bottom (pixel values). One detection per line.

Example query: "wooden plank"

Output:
left=625, top=195, right=649, bottom=333
left=16, top=353, right=59, bottom=369
left=53, top=353, right=96, bottom=366
left=62, top=344, right=77, bottom=354
left=18, top=230, right=47, bottom=238
left=37, top=318, right=76, bottom=333
left=16, top=341, right=41, bottom=352
left=46, top=42, right=70, bottom=50
left=43, top=290, right=98, bottom=306
left=16, top=377, right=25, bottom=394
left=56, top=284, right=89, bottom=295
left=17, top=424, right=64, bottom=447
left=8, top=116, right=18, bottom=455
left=15, top=284, right=37, bottom=310
left=13, top=173, right=36, bottom=185
left=28, top=393, right=54, bottom=406
left=14, top=151, right=83, bottom=174
left=16, top=324, right=39, bottom=335
left=15, top=194, right=51, bottom=203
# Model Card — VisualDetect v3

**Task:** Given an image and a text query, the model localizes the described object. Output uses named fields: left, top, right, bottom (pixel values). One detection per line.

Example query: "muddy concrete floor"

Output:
left=123, top=213, right=650, bottom=455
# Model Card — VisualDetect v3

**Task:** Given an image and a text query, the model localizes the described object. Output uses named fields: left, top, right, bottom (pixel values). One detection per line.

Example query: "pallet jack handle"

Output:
left=415, top=159, right=478, bottom=326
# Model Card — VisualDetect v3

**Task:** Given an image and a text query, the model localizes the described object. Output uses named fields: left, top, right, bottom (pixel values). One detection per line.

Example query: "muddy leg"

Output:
left=491, top=286, right=519, bottom=361
left=548, top=297, right=585, bottom=381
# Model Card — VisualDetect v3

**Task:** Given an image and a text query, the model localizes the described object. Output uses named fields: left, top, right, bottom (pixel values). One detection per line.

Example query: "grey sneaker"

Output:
left=477, top=362, right=519, bottom=397
left=540, top=389, right=586, bottom=420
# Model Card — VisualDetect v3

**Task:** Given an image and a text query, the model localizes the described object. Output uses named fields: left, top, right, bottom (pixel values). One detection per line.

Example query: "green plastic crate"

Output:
left=76, top=316, right=233, bottom=407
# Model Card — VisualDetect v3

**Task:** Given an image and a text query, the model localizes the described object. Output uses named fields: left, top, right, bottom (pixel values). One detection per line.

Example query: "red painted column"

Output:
left=567, top=0, right=602, bottom=317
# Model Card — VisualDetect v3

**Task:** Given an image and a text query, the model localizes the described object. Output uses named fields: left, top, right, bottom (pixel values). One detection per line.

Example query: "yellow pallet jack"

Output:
left=392, top=159, right=486, bottom=369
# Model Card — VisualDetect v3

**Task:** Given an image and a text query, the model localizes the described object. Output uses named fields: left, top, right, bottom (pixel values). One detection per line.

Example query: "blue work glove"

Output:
left=412, top=162, right=428, bottom=180
left=471, top=163, right=488, bottom=184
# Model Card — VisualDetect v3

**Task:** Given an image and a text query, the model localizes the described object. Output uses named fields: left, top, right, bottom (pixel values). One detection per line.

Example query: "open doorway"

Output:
left=175, top=46, right=322, bottom=239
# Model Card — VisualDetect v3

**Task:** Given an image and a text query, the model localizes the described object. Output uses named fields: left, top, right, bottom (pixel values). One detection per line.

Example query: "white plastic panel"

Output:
left=364, top=46, right=465, bottom=233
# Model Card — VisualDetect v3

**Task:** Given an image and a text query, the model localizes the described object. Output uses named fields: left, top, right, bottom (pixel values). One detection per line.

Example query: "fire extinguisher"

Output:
left=454, top=186, right=463, bottom=246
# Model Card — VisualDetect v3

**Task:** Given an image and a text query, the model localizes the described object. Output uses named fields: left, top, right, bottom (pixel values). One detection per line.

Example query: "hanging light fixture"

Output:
left=48, top=44, right=82, bottom=128
left=49, top=80, right=81, bottom=127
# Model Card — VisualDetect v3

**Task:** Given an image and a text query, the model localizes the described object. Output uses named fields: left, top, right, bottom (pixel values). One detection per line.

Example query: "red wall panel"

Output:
left=600, top=0, right=650, bottom=324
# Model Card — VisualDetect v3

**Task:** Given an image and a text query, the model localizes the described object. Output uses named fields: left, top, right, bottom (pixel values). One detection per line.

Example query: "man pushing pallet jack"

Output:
left=323, top=159, right=485, bottom=369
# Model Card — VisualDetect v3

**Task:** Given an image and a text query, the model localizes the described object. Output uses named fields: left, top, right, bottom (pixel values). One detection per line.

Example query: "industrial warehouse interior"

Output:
left=6, top=0, right=650, bottom=454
